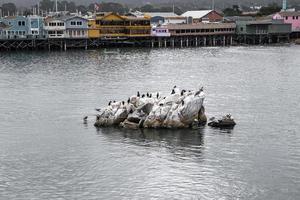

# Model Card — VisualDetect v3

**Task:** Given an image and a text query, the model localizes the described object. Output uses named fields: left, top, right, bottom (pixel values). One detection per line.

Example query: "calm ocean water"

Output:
left=0, top=46, right=299, bottom=199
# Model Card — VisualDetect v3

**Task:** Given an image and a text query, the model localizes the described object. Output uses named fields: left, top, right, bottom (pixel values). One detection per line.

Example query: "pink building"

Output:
left=273, top=11, right=300, bottom=32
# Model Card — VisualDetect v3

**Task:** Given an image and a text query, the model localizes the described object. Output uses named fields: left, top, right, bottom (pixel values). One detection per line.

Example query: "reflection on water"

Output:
left=0, top=46, right=300, bottom=199
left=98, top=127, right=205, bottom=159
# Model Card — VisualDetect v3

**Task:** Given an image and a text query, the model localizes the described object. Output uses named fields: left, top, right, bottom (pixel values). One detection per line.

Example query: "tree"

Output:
left=258, top=3, right=281, bottom=16
left=40, top=0, right=54, bottom=12
left=100, top=2, right=127, bottom=14
left=58, top=1, right=76, bottom=12
left=140, top=4, right=155, bottom=12
left=76, top=5, right=88, bottom=14
left=2, top=3, right=17, bottom=16
left=223, top=5, right=242, bottom=16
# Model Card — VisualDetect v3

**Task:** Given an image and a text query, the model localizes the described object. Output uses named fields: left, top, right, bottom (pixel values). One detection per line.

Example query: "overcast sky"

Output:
left=0, top=0, right=287, bottom=8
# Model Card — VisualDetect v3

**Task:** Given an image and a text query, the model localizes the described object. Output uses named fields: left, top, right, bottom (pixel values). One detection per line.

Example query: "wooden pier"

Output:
left=0, top=33, right=291, bottom=51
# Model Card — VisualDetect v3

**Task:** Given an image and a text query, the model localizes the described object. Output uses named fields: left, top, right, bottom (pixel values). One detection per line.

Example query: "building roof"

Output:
left=224, top=16, right=254, bottom=22
left=181, top=10, right=213, bottom=19
left=145, top=12, right=178, bottom=18
left=278, top=11, right=300, bottom=17
left=166, top=22, right=236, bottom=30
left=45, top=15, right=87, bottom=23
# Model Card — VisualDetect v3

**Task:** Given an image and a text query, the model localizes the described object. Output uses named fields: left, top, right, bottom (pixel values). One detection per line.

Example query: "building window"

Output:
left=286, top=16, right=288, bottom=20
left=293, top=16, right=295, bottom=20
left=71, top=21, right=76, bottom=25
left=297, top=16, right=299, bottom=20
left=18, top=21, right=25, bottom=26
left=77, top=21, right=82, bottom=26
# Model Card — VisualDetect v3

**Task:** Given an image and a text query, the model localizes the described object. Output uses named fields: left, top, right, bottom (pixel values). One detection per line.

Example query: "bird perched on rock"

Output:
left=108, top=101, right=112, bottom=106
left=195, top=87, right=204, bottom=96
left=137, top=91, right=140, bottom=97
left=171, top=89, right=175, bottom=94
left=156, top=92, right=159, bottom=99
left=127, top=98, right=130, bottom=104
left=181, top=89, right=186, bottom=96
left=83, top=116, right=88, bottom=121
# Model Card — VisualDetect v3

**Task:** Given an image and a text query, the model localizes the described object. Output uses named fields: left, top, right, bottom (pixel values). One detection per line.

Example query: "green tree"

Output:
left=140, top=4, right=155, bottom=12
left=2, top=3, right=17, bottom=16
left=223, top=5, right=242, bottom=16
left=76, top=5, right=88, bottom=14
left=40, top=0, right=54, bottom=11
left=100, top=2, right=127, bottom=14
left=258, top=3, right=281, bottom=16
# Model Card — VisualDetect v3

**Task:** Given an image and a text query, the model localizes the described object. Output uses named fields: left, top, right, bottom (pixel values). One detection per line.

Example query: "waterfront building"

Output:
left=151, top=26, right=171, bottom=37
left=65, top=16, right=88, bottom=38
left=164, top=16, right=189, bottom=25
left=0, top=16, right=28, bottom=39
left=88, top=12, right=151, bottom=39
left=235, top=19, right=291, bottom=44
left=27, top=16, right=44, bottom=38
left=273, top=11, right=300, bottom=32
left=181, top=10, right=223, bottom=23
left=44, top=16, right=66, bottom=38
left=143, top=12, right=183, bottom=25
left=166, top=23, right=236, bottom=36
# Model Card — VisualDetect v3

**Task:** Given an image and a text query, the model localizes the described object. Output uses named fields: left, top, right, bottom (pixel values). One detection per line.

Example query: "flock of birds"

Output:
left=84, top=86, right=204, bottom=122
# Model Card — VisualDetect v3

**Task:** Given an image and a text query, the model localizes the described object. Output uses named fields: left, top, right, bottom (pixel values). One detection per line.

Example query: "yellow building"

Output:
left=88, top=12, right=151, bottom=39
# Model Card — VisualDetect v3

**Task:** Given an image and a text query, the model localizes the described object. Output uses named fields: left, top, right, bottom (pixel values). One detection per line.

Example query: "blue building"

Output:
left=65, top=16, right=88, bottom=38
left=0, top=16, right=29, bottom=39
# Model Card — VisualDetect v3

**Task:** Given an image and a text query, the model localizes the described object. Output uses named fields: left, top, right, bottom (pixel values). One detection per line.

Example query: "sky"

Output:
left=0, top=0, right=289, bottom=8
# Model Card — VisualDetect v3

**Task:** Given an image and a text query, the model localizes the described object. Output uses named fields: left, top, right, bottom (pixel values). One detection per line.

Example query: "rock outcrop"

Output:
left=94, top=87, right=206, bottom=129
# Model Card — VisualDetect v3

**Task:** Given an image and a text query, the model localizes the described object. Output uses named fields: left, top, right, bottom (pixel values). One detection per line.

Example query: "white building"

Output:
left=43, top=17, right=66, bottom=38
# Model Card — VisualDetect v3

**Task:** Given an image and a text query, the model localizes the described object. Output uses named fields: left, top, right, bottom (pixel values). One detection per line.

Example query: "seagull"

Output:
left=95, top=108, right=101, bottom=112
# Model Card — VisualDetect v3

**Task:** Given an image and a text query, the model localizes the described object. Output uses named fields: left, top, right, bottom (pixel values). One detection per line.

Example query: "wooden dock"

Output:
left=0, top=33, right=291, bottom=51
